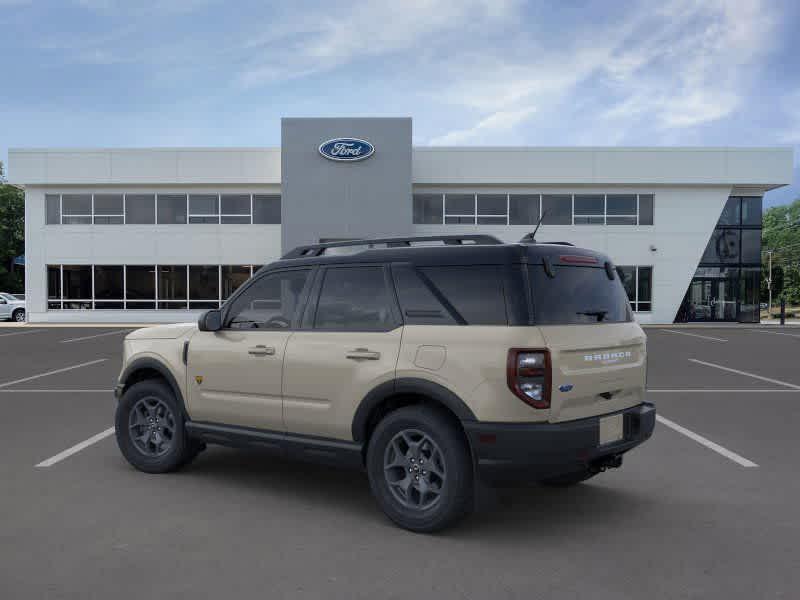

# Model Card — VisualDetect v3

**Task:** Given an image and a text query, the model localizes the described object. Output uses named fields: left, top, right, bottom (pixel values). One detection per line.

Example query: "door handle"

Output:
left=346, top=348, right=381, bottom=360
left=248, top=345, right=276, bottom=356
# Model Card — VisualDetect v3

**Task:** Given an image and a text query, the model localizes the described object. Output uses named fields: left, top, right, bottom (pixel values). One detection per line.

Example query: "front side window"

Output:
left=314, top=267, right=396, bottom=331
left=226, top=269, right=310, bottom=329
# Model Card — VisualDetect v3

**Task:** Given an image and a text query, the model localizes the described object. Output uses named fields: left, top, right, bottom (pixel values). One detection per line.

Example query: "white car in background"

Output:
left=0, top=293, right=26, bottom=322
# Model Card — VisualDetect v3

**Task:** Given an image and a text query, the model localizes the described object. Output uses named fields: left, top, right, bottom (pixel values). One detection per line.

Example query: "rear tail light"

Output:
left=507, top=349, right=551, bottom=409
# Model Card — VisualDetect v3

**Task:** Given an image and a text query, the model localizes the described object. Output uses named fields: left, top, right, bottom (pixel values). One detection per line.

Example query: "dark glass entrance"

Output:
left=676, top=197, right=762, bottom=323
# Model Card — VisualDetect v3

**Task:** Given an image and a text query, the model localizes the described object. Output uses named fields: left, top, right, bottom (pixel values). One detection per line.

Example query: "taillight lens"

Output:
left=507, top=349, right=551, bottom=409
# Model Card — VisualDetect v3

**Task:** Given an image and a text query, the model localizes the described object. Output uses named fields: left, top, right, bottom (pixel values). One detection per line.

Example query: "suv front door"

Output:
left=283, top=265, right=402, bottom=440
left=187, top=268, right=312, bottom=430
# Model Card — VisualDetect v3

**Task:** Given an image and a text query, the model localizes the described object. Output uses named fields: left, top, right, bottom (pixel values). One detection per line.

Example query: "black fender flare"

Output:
left=118, top=357, right=188, bottom=418
left=351, top=378, right=477, bottom=443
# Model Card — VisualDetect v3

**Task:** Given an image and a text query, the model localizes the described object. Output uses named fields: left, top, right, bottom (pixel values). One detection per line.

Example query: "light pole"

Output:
left=767, top=250, right=773, bottom=316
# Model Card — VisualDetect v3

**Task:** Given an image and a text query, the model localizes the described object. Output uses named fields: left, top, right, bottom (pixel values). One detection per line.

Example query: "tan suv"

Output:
left=114, top=235, right=655, bottom=532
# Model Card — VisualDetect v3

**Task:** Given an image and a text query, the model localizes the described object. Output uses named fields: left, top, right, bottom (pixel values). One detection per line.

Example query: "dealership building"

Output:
left=8, top=117, right=794, bottom=324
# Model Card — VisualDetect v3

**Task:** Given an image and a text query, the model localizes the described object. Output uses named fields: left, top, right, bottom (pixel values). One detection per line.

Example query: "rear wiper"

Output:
left=576, top=310, right=608, bottom=322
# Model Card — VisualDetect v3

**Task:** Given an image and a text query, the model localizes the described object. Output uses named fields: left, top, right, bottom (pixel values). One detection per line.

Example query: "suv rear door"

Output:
left=529, top=262, right=647, bottom=422
left=282, top=265, right=402, bottom=440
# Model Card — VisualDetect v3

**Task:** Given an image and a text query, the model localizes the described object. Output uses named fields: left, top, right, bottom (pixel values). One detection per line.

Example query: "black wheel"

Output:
left=115, top=379, right=201, bottom=473
left=12, top=309, right=25, bottom=322
left=540, top=469, right=597, bottom=487
left=366, top=405, right=473, bottom=533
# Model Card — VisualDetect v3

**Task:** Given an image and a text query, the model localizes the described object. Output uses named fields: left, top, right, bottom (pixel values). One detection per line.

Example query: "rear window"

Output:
left=529, top=265, right=632, bottom=324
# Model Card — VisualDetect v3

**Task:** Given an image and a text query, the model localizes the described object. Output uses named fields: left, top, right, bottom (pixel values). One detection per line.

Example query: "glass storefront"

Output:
left=676, top=197, right=762, bottom=323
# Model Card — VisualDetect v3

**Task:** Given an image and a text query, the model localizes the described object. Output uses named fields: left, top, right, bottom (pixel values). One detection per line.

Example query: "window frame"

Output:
left=617, top=265, right=653, bottom=313
left=414, top=191, right=654, bottom=226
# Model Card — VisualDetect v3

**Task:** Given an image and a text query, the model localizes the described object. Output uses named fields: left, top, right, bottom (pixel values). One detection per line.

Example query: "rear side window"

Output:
left=315, top=267, right=397, bottom=331
left=392, top=266, right=457, bottom=325
left=529, top=265, right=631, bottom=324
left=420, top=266, right=507, bottom=325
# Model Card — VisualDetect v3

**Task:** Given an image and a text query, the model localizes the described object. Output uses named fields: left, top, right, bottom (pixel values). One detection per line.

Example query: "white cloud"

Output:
left=429, top=107, right=536, bottom=145
left=428, top=0, right=779, bottom=144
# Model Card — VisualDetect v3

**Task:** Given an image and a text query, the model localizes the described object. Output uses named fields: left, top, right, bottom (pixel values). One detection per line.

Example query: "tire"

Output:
left=540, top=469, right=597, bottom=487
left=115, top=379, right=201, bottom=474
left=366, top=405, right=473, bottom=533
left=12, top=309, right=25, bottom=322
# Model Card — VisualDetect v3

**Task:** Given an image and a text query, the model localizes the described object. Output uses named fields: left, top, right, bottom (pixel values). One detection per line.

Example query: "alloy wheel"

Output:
left=383, top=428, right=447, bottom=511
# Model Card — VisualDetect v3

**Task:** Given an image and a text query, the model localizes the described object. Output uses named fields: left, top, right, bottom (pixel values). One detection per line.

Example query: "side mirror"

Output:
left=198, top=309, right=222, bottom=332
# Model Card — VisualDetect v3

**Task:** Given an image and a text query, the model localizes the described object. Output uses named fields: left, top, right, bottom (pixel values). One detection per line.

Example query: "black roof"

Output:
left=265, top=235, right=613, bottom=271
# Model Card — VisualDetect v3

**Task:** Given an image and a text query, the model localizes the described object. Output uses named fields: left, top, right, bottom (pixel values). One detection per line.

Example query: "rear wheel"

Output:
left=12, top=309, right=25, bottom=322
left=366, top=405, right=473, bottom=532
left=115, top=379, right=201, bottom=473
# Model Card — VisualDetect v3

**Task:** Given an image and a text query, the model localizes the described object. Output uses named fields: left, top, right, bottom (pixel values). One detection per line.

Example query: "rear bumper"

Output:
left=464, top=402, right=655, bottom=483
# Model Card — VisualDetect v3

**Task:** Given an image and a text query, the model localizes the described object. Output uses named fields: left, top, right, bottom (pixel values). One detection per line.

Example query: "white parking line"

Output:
left=649, top=388, right=800, bottom=393
left=656, top=415, right=758, bottom=468
left=60, top=330, right=131, bottom=343
left=747, top=329, right=800, bottom=339
left=0, top=389, right=112, bottom=393
left=659, top=329, right=727, bottom=342
left=35, top=427, right=116, bottom=468
left=689, top=358, right=800, bottom=390
left=0, top=329, right=44, bottom=338
left=0, top=359, right=107, bottom=389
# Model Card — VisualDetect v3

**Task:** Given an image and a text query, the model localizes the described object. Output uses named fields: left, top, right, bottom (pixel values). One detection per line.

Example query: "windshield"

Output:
left=0, top=293, right=16, bottom=301
left=529, top=264, right=632, bottom=324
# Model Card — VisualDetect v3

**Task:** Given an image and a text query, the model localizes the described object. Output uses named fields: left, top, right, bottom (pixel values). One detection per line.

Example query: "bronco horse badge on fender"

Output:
left=318, top=138, right=375, bottom=162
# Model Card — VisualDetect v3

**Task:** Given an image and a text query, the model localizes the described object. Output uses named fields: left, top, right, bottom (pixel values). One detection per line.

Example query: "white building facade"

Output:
left=9, top=118, right=794, bottom=325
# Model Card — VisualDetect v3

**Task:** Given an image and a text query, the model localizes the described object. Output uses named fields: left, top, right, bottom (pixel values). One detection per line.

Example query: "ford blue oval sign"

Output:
left=318, top=138, right=375, bottom=162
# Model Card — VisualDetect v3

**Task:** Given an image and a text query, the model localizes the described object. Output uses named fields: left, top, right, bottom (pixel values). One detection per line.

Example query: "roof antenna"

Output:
left=520, top=210, right=546, bottom=244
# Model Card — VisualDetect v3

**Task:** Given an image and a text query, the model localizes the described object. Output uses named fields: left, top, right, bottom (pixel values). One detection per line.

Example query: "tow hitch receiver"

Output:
left=591, top=454, right=623, bottom=473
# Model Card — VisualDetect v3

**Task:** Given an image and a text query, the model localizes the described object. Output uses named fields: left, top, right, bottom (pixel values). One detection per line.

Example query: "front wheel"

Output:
left=12, top=309, right=25, bottom=322
left=115, top=379, right=201, bottom=473
left=366, top=406, right=474, bottom=533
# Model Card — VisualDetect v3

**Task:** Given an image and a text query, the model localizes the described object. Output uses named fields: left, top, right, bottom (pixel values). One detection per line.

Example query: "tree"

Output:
left=762, top=197, right=800, bottom=306
left=0, top=161, right=25, bottom=293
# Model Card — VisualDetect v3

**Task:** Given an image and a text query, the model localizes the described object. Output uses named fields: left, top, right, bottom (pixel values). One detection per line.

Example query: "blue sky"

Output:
left=1, top=0, right=798, bottom=206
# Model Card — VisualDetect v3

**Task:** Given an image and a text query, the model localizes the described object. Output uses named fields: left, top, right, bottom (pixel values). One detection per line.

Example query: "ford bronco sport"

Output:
left=114, top=235, right=655, bottom=532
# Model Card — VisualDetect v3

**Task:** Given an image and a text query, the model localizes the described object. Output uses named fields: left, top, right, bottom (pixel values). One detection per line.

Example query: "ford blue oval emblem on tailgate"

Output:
left=559, top=384, right=574, bottom=393
left=319, top=138, right=375, bottom=162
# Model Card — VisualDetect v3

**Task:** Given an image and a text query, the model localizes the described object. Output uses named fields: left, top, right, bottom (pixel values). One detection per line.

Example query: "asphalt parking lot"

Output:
left=1, top=325, right=799, bottom=599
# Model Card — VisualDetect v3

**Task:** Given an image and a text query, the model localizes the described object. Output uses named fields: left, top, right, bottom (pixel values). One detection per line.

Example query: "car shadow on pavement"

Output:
left=170, top=447, right=650, bottom=537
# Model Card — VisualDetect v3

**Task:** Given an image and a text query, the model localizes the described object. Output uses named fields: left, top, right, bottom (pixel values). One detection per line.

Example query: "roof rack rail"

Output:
left=283, top=235, right=503, bottom=259
left=542, top=241, right=575, bottom=246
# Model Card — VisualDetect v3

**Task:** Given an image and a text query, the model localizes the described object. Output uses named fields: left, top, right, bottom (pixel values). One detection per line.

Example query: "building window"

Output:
left=44, top=193, right=280, bottom=226
left=413, top=194, right=443, bottom=224
left=617, top=266, right=653, bottom=312
left=189, top=265, right=220, bottom=308
left=253, top=194, right=281, bottom=224
left=509, top=194, right=540, bottom=225
left=46, top=194, right=61, bottom=225
left=125, top=194, right=156, bottom=224
left=157, top=265, right=188, bottom=309
left=413, top=192, right=655, bottom=226
left=444, top=194, right=476, bottom=224
left=93, top=194, right=124, bottom=224
left=541, top=195, right=572, bottom=224
left=62, top=194, right=92, bottom=225
left=47, top=264, right=261, bottom=311
left=573, top=195, right=605, bottom=225
left=157, top=194, right=187, bottom=224
left=189, top=194, right=219, bottom=224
